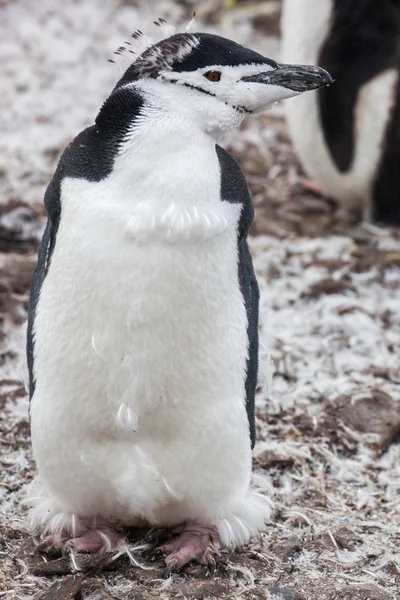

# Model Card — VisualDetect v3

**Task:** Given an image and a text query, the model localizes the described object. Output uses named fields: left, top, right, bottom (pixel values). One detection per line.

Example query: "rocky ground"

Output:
left=1, top=1, right=399, bottom=599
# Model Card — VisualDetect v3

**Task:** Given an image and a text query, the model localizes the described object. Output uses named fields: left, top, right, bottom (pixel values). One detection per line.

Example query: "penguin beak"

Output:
left=242, top=63, right=333, bottom=92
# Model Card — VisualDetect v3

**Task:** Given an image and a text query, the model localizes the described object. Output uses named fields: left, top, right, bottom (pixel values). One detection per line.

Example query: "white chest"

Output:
left=33, top=123, right=247, bottom=427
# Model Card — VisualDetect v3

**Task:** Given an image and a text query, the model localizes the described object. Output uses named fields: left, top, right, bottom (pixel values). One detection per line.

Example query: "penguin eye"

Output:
left=204, top=71, right=221, bottom=82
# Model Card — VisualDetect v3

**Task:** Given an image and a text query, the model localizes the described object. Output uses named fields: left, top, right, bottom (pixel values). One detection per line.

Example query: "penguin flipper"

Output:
left=215, top=144, right=259, bottom=448
left=27, top=179, right=60, bottom=401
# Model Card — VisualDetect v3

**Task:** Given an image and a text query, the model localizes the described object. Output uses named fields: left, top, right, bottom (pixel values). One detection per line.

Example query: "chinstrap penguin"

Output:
left=26, top=22, right=332, bottom=573
left=281, top=0, right=400, bottom=224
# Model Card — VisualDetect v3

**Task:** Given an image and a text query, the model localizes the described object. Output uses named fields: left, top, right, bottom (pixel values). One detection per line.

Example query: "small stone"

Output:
left=336, top=583, right=392, bottom=600
left=319, top=391, right=400, bottom=453
left=30, top=558, right=72, bottom=577
left=0, top=200, right=41, bottom=253
left=333, top=526, right=363, bottom=551
left=339, top=390, right=400, bottom=450
left=273, top=536, right=302, bottom=562
left=351, top=247, right=400, bottom=273
left=301, top=276, right=356, bottom=299
left=312, top=526, right=363, bottom=553
left=253, top=449, right=295, bottom=470
left=268, top=586, right=303, bottom=600
left=35, top=575, right=84, bottom=600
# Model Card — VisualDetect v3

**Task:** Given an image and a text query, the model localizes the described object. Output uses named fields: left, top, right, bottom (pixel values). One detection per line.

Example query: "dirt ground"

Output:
left=1, top=1, right=399, bottom=599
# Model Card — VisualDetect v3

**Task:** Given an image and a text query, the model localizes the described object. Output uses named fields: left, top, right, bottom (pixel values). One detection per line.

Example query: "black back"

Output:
left=373, top=74, right=400, bottom=224
left=216, top=145, right=259, bottom=449
left=318, top=0, right=400, bottom=172
left=27, top=87, right=145, bottom=399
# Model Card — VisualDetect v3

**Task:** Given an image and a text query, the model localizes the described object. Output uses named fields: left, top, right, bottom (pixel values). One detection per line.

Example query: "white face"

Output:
left=159, top=62, right=332, bottom=116
left=159, top=64, right=291, bottom=115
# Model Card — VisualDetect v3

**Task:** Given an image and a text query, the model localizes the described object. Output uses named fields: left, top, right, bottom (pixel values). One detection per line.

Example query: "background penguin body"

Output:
left=281, top=0, right=400, bottom=224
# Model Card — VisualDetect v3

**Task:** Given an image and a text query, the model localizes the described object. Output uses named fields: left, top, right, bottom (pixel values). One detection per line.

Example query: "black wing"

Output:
left=216, top=145, right=259, bottom=449
left=27, top=184, right=60, bottom=399
left=27, top=86, right=145, bottom=399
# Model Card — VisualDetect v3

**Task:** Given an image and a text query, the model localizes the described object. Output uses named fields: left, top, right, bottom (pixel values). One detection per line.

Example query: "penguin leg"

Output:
left=300, top=178, right=324, bottom=195
left=159, top=521, right=220, bottom=576
left=39, top=517, right=126, bottom=552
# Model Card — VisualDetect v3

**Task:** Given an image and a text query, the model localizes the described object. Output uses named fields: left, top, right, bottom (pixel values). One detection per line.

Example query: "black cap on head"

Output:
left=170, top=33, right=277, bottom=72
left=114, top=32, right=277, bottom=90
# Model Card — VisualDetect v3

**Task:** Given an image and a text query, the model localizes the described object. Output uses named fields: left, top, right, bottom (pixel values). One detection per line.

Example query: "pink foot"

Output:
left=300, top=178, right=324, bottom=195
left=38, top=517, right=126, bottom=553
left=68, top=524, right=125, bottom=552
left=159, top=522, right=220, bottom=577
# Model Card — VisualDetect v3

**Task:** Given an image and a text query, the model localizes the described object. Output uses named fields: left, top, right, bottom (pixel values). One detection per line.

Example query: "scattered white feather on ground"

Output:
left=0, top=0, right=399, bottom=599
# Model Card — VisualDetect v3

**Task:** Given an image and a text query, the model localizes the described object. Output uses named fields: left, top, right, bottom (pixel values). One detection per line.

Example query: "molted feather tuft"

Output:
left=109, top=19, right=198, bottom=77
left=186, top=12, right=197, bottom=32
left=153, top=17, right=176, bottom=38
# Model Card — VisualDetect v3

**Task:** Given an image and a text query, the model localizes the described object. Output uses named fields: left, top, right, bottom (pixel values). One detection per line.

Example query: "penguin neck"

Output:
left=132, top=78, right=245, bottom=139
left=280, top=0, right=333, bottom=64
left=107, top=87, right=222, bottom=197
left=115, top=94, right=215, bottom=167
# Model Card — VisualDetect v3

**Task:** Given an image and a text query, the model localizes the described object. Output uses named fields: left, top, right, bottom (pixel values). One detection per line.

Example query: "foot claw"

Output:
left=36, top=535, right=54, bottom=551
left=206, top=553, right=216, bottom=571
left=163, top=558, right=179, bottom=579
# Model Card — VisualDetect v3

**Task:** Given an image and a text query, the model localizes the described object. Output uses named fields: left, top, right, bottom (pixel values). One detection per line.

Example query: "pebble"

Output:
left=268, top=586, right=302, bottom=600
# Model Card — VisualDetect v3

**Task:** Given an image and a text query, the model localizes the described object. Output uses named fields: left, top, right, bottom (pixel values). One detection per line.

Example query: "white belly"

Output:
left=30, top=165, right=251, bottom=525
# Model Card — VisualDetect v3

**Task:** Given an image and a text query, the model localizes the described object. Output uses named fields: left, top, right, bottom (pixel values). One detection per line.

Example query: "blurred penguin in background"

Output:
left=281, top=0, right=400, bottom=225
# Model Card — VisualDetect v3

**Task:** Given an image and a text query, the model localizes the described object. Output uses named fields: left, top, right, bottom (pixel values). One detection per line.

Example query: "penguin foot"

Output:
left=300, top=178, right=324, bottom=196
left=159, top=521, right=220, bottom=577
left=39, top=517, right=126, bottom=553
left=67, top=525, right=125, bottom=552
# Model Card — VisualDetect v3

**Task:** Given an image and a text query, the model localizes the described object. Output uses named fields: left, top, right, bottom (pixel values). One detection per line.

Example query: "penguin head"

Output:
left=113, top=31, right=332, bottom=133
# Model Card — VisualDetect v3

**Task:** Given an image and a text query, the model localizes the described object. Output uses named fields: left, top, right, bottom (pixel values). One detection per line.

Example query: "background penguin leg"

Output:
left=159, top=522, right=220, bottom=577
left=300, top=178, right=324, bottom=195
